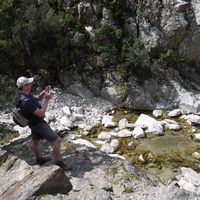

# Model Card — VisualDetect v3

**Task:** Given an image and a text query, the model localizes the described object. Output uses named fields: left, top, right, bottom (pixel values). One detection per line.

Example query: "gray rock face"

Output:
left=54, top=0, right=200, bottom=114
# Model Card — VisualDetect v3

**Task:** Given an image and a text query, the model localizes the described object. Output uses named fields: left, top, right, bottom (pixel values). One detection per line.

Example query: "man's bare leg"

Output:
left=33, top=139, right=51, bottom=165
left=32, top=139, right=40, bottom=157
left=53, top=136, right=72, bottom=171
left=52, top=137, right=62, bottom=161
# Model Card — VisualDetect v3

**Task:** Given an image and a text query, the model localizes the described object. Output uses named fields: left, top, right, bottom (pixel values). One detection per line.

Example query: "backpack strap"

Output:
left=16, top=94, right=29, bottom=108
left=15, top=88, right=21, bottom=107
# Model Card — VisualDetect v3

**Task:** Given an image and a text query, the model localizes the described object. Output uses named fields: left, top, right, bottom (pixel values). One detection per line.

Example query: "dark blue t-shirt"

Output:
left=18, top=93, right=44, bottom=126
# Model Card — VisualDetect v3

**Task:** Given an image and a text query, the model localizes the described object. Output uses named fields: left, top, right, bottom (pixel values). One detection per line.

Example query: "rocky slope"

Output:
left=1, top=137, right=199, bottom=200
left=1, top=88, right=200, bottom=199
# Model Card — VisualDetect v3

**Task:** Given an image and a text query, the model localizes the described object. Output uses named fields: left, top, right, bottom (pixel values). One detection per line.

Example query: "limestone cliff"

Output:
left=55, top=0, right=200, bottom=113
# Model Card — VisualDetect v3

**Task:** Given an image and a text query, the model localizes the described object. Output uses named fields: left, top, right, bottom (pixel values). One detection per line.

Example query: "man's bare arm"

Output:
left=33, top=89, right=52, bottom=118
left=34, top=86, right=51, bottom=101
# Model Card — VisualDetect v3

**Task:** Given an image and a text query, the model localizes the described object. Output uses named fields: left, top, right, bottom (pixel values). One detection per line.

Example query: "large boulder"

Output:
left=0, top=156, right=72, bottom=200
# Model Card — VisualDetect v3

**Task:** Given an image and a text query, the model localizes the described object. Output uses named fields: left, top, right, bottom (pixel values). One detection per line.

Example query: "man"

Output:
left=16, top=76, right=71, bottom=171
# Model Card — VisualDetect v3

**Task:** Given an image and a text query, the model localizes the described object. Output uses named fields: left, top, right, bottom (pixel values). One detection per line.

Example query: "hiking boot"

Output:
left=55, top=160, right=72, bottom=171
left=36, top=156, right=51, bottom=165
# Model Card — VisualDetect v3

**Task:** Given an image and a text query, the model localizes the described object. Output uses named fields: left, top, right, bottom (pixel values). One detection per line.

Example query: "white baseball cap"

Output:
left=16, top=76, right=34, bottom=88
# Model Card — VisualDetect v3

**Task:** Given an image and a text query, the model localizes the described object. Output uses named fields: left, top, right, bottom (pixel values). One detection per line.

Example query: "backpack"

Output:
left=12, top=107, right=29, bottom=127
left=12, top=96, right=29, bottom=127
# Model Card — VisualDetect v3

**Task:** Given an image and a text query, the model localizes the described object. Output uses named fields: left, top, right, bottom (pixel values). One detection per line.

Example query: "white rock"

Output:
left=138, top=154, right=145, bottom=163
left=12, top=126, right=31, bottom=142
left=164, top=119, right=178, bottom=124
left=73, top=114, right=84, bottom=120
left=71, top=139, right=96, bottom=148
left=82, top=131, right=89, bottom=136
left=195, top=134, right=200, bottom=140
left=83, top=125, right=93, bottom=131
left=132, top=127, right=145, bottom=139
left=100, top=143, right=115, bottom=154
left=127, top=123, right=136, bottom=128
left=168, top=109, right=182, bottom=117
left=62, top=106, right=71, bottom=117
left=118, top=118, right=128, bottom=130
left=13, top=126, right=30, bottom=135
left=99, top=139, right=118, bottom=154
left=177, top=179, right=197, bottom=193
left=193, top=0, right=200, bottom=25
left=192, top=128, right=197, bottom=133
left=78, top=123, right=87, bottom=129
left=45, top=112, right=56, bottom=122
left=180, top=167, right=200, bottom=187
left=108, top=154, right=124, bottom=160
left=110, top=139, right=119, bottom=149
left=109, top=131, right=117, bottom=137
left=102, top=115, right=115, bottom=128
left=135, top=114, right=163, bottom=135
left=165, top=123, right=181, bottom=131
left=153, top=110, right=163, bottom=117
left=179, top=93, right=200, bottom=114
left=128, top=142, right=134, bottom=147
left=117, top=129, right=132, bottom=138
left=185, top=114, right=200, bottom=125
left=56, top=124, right=70, bottom=132
left=74, top=106, right=84, bottom=114
left=59, top=116, right=74, bottom=128
left=192, top=152, right=200, bottom=160
left=85, top=26, right=93, bottom=32
left=162, top=119, right=181, bottom=130
left=178, top=12, right=188, bottom=27
left=98, top=132, right=111, bottom=141
left=94, top=140, right=107, bottom=145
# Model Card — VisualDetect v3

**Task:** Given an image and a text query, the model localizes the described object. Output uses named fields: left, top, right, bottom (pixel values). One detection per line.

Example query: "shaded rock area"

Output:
left=1, top=135, right=200, bottom=200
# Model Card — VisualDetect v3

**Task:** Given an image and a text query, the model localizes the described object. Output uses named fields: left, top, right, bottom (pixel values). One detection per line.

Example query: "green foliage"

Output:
left=0, top=0, right=13, bottom=34
left=117, top=38, right=152, bottom=83
left=156, top=49, right=187, bottom=81
left=0, top=75, right=15, bottom=109
left=0, top=40, right=12, bottom=74
left=12, top=1, right=62, bottom=70
left=159, top=49, right=184, bottom=69
left=158, top=50, right=176, bottom=66
left=57, top=36, right=72, bottom=66
left=0, top=0, right=172, bottom=96
left=105, top=167, right=118, bottom=176
left=94, top=0, right=123, bottom=8
left=56, top=11, right=85, bottom=69
left=123, top=185, right=134, bottom=193
left=91, top=23, right=122, bottom=67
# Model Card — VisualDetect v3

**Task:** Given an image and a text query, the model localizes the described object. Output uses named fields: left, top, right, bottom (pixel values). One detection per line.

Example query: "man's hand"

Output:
left=44, top=85, right=51, bottom=101
left=45, top=91, right=52, bottom=101
left=45, top=85, right=51, bottom=94
left=33, top=85, right=52, bottom=117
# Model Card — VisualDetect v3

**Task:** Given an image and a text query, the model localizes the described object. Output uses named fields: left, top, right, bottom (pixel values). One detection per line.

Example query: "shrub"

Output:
left=117, top=38, right=152, bottom=83
left=91, top=23, right=122, bottom=68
